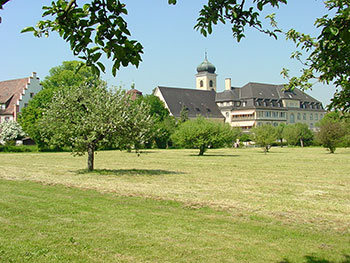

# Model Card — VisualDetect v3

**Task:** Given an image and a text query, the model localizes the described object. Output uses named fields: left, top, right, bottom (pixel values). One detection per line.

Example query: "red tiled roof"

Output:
left=0, top=78, right=28, bottom=115
left=127, top=89, right=142, bottom=100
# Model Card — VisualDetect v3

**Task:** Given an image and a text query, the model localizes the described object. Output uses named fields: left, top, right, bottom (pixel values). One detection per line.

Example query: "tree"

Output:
left=317, top=121, right=345, bottom=153
left=135, top=95, right=176, bottom=149
left=316, top=111, right=350, bottom=148
left=1, top=0, right=287, bottom=76
left=275, top=123, right=286, bottom=147
left=19, top=61, right=101, bottom=148
left=171, top=117, right=238, bottom=156
left=2, top=1, right=348, bottom=110
left=278, top=1, right=350, bottom=112
left=0, top=120, right=25, bottom=145
left=251, top=124, right=277, bottom=153
left=283, top=123, right=313, bottom=147
left=39, top=83, right=152, bottom=171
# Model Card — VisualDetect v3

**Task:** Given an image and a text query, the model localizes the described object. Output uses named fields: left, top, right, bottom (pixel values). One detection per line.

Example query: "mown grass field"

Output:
left=0, top=147, right=349, bottom=262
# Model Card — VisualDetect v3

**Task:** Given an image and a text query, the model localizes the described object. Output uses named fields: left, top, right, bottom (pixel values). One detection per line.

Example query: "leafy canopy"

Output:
left=40, top=83, right=153, bottom=170
left=19, top=61, right=101, bottom=148
left=251, top=124, right=277, bottom=153
left=0, top=120, right=25, bottom=144
left=171, top=117, right=240, bottom=155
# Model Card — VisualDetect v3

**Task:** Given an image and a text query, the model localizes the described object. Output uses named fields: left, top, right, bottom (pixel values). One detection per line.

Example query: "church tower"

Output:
left=195, top=54, right=217, bottom=91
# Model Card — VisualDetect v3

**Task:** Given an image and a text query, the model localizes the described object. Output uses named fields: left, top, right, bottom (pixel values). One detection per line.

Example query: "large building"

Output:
left=154, top=56, right=326, bottom=130
left=0, top=72, right=42, bottom=123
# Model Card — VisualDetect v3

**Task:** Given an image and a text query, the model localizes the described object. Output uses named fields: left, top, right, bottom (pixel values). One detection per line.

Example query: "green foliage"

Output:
left=21, top=0, right=143, bottom=76
left=135, top=95, right=175, bottom=149
left=317, top=121, right=345, bottom=153
left=179, top=104, right=189, bottom=124
left=193, top=0, right=287, bottom=41
left=251, top=124, right=277, bottom=153
left=280, top=1, right=350, bottom=112
left=283, top=123, right=313, bottom=147
left=171, top=117, right=238, bottom=155
left=0, top=120, right=26, bottom=143
left=19, top=61, right=101, bottom=149
left=275, top=123, right=286, bottom=146
left=316, top=112, right=350, bottom=153
left=0, top=145, right=38, bottom=152
left=39, top=84, right=153, bottom=170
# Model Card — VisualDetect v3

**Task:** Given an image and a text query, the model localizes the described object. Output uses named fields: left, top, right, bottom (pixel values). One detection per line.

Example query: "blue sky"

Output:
left=0, top=0, right=334, bottom=106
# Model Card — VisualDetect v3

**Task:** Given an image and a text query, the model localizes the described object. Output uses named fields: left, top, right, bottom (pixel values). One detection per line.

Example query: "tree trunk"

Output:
left=87, top=145, right=95, bottom=171
left=199, top=145, right=205, bottom=156
left=300, top=138, right=304, bottom=148
left=280, top=138, right=283, bottom=147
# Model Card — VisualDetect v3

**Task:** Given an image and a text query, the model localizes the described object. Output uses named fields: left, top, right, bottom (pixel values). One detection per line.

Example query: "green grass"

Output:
left=0, top=179, right=349, bottom=263
left=0, top=147, right=350, bottom=262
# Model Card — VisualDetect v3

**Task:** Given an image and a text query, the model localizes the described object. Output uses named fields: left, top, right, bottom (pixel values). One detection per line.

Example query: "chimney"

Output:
left=225, top=78, right=231, bottom=91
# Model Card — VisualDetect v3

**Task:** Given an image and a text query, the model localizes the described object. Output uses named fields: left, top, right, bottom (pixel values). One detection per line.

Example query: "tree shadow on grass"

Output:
left=76, top=169, right=183, bottom=176
left=188, top=153, right=239, bottom=157
left=278, top=254, right=350, bottom=263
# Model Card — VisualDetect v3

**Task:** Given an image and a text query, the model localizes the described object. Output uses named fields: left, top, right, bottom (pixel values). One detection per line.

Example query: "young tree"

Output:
left=317, top=122, right=345, bottom=153
left=135, top=95, right=176, bottom=149
left=251, top=124, right=277, bottom=153
left=283, top=123, right=313, bottom=147
left=0, top=121, right=25, bottom=145
left=275, top=123, right=286, bottom=147
left=171, top=117, right=238, bottom=156
left=40, top=84, right=152, bottom=171
left=19, top=61, right=102, bottom=149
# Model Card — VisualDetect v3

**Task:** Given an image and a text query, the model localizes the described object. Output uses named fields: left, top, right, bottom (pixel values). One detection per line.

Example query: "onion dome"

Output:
left=196, top=56, right=216, bottom=74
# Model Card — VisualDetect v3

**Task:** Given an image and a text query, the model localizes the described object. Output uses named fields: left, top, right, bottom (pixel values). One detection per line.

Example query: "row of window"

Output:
left=289, top=112, right=323, bottom=123
left=256, top=122, right=315, bottom=128
left=232, top=114, right=254, bottom=119
left=256, top=111, right=286, bottom=118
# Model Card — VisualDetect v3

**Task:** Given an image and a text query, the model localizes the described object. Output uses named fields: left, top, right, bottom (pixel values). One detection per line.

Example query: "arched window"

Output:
left=290, top=113, right=295, bottom=123
left=209, top=80, right=213, bottom=87
left=200, top=80, right=203, bottom=87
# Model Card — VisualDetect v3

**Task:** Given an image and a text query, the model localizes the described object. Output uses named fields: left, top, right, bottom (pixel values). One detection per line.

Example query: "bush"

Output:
left=0, top=145, right=38, bottom=153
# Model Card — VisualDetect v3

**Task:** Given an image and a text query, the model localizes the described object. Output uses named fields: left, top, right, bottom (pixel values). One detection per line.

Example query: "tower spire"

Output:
left=205, top=50, right=208, bottom=60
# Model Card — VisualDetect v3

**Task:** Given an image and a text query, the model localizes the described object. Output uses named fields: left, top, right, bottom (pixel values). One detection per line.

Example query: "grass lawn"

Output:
left=0, top=147, right=349, bottom=262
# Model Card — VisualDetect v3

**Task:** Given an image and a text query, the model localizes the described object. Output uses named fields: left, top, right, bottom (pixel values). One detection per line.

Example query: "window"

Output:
left=297, top=113, right=301, bottom=120
left=1, top=104, right=5, bottom=110
left=310, top=113, right=313, bottom=120
left=290, top=113, right=295, bottom=123
left=265, top=111, right=271, bottom=117
left=209, top=80, right=213, bottom=87
left=24, top=103, right=28, bottom=108
left=303, top=113, right=306, bottom=120
left=242, top=101, right=246, bottom=107
left=200, top=80, right=203, bottom=87
left=315, top=114, right=318, bottom=120
left=5, top=117, right=10, bottom=122
left=30, top=92, right=34, bottom=98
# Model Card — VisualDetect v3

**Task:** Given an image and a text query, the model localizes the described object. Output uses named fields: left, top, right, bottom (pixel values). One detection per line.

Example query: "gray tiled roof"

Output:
left=156, top=86, right=224, bottom=119
left=217, top=82, right=322, bottom=104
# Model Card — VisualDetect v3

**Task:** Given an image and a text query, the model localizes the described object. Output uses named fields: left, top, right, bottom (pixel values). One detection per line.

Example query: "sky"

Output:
left=0, top=0, right=335, bottom=107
